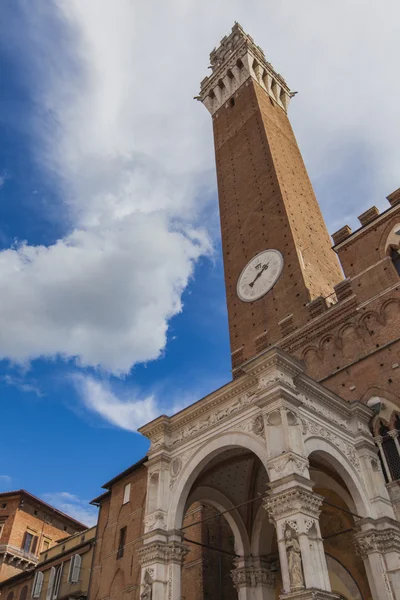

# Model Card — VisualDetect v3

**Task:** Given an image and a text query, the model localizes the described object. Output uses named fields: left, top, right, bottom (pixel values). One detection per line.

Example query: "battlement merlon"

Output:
left=197, top=22, right=294, bottom=115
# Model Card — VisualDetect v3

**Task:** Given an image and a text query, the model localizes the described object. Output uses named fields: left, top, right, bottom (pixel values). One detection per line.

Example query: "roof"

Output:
left=89, top=490, right=111, bottom=506
left=0, top=490, right=87, bottom=530
left=101, top=456, right=148, bottom=490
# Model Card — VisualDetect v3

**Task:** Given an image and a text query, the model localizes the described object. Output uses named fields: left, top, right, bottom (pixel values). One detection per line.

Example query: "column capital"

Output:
left=388, top=429, right=399, bottom=439
left=354, top=526, right=400, bottom=558
left=137, top=540, right=189, bottom=566
left=231, top=565, right=276, bottom=591
left=264, top=484, right=323, bottom=524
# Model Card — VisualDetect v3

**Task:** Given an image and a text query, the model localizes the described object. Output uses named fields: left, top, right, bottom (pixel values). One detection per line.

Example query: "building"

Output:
left=0, top=490, right=87, bottom=583
left=88, top=23, right=400, bottom=600
left=0, top=525, right=96, bottom=600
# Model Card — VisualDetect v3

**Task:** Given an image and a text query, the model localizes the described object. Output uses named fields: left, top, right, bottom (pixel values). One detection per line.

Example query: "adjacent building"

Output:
left=0, top=491, right=87, bottom=583
left=0, top=526, right=96, bottom=600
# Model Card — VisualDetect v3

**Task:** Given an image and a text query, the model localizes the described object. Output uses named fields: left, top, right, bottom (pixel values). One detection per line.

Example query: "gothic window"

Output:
left=19, top=586, right=28, bottom=600
left=390, top=247, right=400, bottom=275
left=379, top=422, right=400, bottom=481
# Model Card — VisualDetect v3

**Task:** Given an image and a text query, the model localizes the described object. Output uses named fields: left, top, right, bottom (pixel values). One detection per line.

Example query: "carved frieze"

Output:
left=300, top=417, right=361, bottom=472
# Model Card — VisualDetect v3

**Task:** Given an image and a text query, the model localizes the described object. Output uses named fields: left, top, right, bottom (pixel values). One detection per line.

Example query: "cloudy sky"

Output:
left=0, top=0, right=399, bottom=526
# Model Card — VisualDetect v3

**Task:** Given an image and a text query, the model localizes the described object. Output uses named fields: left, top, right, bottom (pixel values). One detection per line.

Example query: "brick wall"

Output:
left=89, top=467, right=147, bottom=600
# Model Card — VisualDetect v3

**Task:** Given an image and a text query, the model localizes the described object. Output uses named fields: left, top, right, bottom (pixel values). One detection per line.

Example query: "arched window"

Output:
left=6, top=592, right=14, bottom=600
left=390, top=247, right=400, bottom=275
left=19, top=586, right=28, bottom=600
left=379, top=422, right=400, bottom=481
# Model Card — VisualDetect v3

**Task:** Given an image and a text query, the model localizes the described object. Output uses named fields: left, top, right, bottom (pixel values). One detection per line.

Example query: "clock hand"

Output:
left=249, top=263, right=269, bottom=287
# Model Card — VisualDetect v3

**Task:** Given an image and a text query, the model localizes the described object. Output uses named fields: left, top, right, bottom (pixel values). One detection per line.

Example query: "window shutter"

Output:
left=32, top=573, right=38, bottom=598
left=52, top=564, right=63, bottom=600
left=123, top=483, right=131, bottom=504
left=71, top=554, right=81, bottom=583
left=46, top=567, right=56, bottom=600
left=67, top=556, right=75, bottom=584
left=32, top=572, right=44, bottom=598
left=31, top=536, right=38, bottom=555
left=21, top=532, right=27, bottom=551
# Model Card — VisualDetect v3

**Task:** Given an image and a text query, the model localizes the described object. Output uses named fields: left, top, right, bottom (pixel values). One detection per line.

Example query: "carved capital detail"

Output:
left=231, top=566, right=275, bottom=590
left=137, top=541, right=189, bottom=566
left=354, top=528, right=400, bottom=558
left=264, top=487, right=323, bottom=523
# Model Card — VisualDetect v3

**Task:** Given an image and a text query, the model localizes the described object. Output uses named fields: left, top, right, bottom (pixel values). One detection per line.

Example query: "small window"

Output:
left=68, top=554, right=81, bottom=584
left=117, top=527, right=127, bottom=559
left=1, top=503, right=7, bottom=509
left=31, top=573, right=44, bottom=600
left=22, top=532, right=38, bottom=554
left=51, top=565, right=63, bottom=600
left=123, top=483, right=131, bottom=505
left=6, top=592, right=14, bottom=600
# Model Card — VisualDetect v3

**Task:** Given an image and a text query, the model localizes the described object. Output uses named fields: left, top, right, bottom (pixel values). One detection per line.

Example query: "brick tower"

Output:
left=198, top=23, right=342, bottom=373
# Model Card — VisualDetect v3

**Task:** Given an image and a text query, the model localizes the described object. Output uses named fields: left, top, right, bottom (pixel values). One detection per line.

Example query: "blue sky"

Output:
left=0, top=1, right=399, bottom=526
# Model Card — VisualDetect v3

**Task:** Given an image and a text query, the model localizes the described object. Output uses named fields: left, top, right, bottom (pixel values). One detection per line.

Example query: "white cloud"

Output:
left=42, top=491, right=98, bottom=527
left=0, top=0, right=399, bottom=376
left=2, top=374, right=42, bottom=397
left=73, top=374, right=194, bottom=431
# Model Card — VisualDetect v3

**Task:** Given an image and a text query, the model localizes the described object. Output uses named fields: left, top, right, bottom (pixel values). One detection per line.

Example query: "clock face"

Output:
left=237, top=249, right=284, bottom=302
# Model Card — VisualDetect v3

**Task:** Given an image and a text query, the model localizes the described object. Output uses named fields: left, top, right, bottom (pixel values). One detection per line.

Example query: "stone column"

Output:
left=137, top=532, right=189, bottom=600
left=354, top=518, right=400, bottom=600
left=231, top=557, right=276, bottom=600
left=264, top=478, right=338, bottom=600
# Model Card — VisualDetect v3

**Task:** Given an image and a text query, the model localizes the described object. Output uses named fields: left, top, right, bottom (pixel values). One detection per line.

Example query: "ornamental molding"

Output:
left=144, top=510, right=167, bottom=531
left=169, top=450, right=193, bottom=489
left=264, top=487, right=323, bottom=523
left=232, top=414, right=265, bottom=438
left=300, top=416, right=361, bottom=472
left=295, top=375, right=353, bottom=428
left=137, top=541, right=189, bottom=566
left=354, top=528, right=400, bottom=558
left=267, top=452, right=309, bottom=477
left=231, top=566, right=275, bottom=590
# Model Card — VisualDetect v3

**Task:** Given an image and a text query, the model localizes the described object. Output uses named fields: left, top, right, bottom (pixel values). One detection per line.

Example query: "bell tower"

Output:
left=198, top=23, right=343, bottom=374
